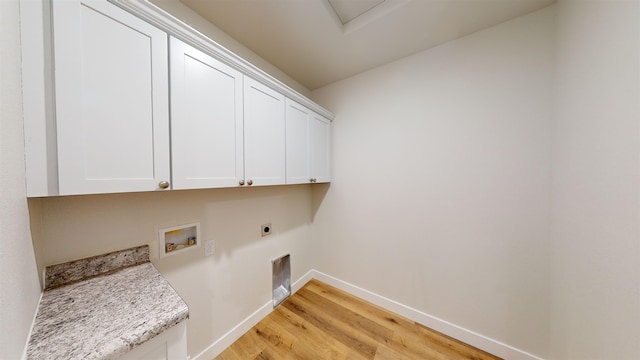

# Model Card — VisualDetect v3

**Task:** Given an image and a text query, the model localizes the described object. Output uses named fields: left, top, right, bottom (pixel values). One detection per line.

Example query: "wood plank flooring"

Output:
left=214, top=279, right=501, bottom=360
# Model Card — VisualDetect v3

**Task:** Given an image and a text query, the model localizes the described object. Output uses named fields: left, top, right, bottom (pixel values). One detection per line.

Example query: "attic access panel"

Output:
left=327, top=0, right=385, bottom=24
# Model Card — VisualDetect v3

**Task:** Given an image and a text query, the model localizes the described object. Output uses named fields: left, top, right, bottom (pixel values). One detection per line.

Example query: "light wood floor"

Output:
left=214, top=279, right=501, bottom=360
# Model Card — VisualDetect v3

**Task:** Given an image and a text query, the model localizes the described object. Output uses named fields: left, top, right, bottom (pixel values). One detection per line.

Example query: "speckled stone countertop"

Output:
left=26, top=246, right=189, bottom=360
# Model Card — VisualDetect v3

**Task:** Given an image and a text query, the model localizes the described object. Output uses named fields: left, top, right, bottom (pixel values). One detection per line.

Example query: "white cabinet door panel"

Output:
left=285, top=98, right=331, bottom=184
left=170, top=37, right=243, bottom=189
left=53, top=0, right=170, bottom=195
left=243, top=78, right=286, bottom=186
left=285, top=99, right=310, bottom=184
left=309, top=113, right=331, bottom=183
left=118, top=321, right=187, bottom=360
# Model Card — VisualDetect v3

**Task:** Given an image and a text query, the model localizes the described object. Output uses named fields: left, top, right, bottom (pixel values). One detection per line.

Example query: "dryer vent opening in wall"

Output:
left=272, top=254, right=291, bottom=308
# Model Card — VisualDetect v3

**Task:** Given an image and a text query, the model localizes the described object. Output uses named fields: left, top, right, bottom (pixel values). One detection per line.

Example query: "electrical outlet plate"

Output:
left=262, top=223, right=272, bottom=237
left=205, top=240, right=215, bottom=256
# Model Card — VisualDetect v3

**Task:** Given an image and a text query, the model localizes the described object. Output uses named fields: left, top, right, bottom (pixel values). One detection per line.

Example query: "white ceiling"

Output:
left=328, top=0, right=386, bottom=24
left=179, top=0, right=555, bottom=90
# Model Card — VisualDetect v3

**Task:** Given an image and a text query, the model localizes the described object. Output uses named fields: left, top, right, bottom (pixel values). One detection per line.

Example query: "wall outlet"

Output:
left=261, top=223, right=272, bottom=237
left=205, top=240, right=215, bottom=256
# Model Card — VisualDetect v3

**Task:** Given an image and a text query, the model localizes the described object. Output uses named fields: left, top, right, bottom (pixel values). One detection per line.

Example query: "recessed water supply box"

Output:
left=159, top=222, right=200, bottom=258
left=272, top=254, right=291, bottom=308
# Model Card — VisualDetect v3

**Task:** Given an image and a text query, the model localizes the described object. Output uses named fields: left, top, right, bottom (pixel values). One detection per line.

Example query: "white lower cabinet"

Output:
left=243, top=77, right=287, bottom=186
left=52, top=0, right=170, bottom=195
left=118, top=322, right=187, bottom=360
left=285, top=99, right=331, bottom=184
left=170, top=37, right=244, bottom=189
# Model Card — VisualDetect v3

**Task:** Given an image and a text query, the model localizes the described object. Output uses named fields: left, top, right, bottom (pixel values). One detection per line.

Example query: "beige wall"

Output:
left=0, top=0, right=43, bottom=358
left=29, top=185, right=317, bottom=357
left=14, top=1, right=640, bottom=359
left=24, top=1, right=317, bottom=356
left=149, top=0, right=311, bottom=98
left=550, top=0, right=640, bottom=358
left=310, top=7, right=555, bottom=358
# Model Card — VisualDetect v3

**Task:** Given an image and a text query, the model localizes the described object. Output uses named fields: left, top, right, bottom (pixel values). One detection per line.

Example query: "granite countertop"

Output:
left=26, top=246, right=189, bottom=360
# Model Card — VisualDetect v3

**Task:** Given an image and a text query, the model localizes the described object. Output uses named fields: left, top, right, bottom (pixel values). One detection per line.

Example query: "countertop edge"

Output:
left=27, top=262, right=189, bottom=360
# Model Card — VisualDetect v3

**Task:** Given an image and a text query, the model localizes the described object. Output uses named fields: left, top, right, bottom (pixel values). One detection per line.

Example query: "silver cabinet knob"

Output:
left=239, top=179, right=245, bottom=186
left=247, top=179, right=253, bottom=186
left=159, top=181, right=170, bottom=189
left=310, top=178, right=317, bottom=183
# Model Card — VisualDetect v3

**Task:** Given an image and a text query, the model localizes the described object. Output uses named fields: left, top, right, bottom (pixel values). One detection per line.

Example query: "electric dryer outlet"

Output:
left=262, top=223, right=272, bottom=237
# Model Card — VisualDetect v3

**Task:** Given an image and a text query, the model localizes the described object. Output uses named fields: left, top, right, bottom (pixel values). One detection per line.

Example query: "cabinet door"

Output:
left=285, top=99, right=310, bottom=184
left=170, top=37, right=244, bottom=189
left=285, top=99, right=331, bottom=184
left=52, top=0, right=170, bottom=195
left=309, top=113, right=331, bottom=183
left=118, top=321, right=187, bottom=360
left=243, top=77, right=286, bottom=186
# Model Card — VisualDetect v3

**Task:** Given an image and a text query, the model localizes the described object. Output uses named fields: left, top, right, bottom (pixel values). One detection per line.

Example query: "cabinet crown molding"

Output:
left=109, top=0, right=334, bottom=121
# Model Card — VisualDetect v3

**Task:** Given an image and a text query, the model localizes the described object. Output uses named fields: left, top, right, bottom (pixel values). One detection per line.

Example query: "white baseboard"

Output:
left=191, top=269, right=316, bottom=360
left=190, top=300, right=272, bottom=360
left=193, top=269, right=544, bottom=360
left=310, top=270, right=545, bottom=360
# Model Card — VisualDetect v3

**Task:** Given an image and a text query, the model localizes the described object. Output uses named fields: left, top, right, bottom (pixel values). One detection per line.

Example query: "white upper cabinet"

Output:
left=309, top=113, right=331, bottom=183
left=170, top=37, right=244, bottom=189
left=52, top=0, right=170, bottom=195
left=243, top=77, right=286, bottom=186
left=285, top=99, right=311, bottom=184
left=22, top=0, right=333, bottom=196
left=285, top=99, right=331, bottom=184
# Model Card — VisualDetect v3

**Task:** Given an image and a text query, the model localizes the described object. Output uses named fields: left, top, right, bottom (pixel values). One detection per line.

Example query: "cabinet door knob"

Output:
left=247, top=179, right=253, bottom=186
left=159, top=181, right=170, bottom=189
left=239, top=179, right=245, bottom=186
